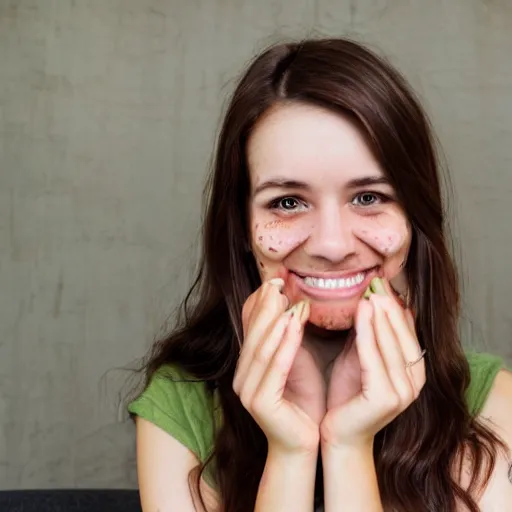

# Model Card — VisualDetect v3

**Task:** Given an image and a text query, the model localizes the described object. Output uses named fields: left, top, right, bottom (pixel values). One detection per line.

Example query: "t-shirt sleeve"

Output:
left=465, top=351, right=505, bottom=416
left=128, top=365, right=217, bottom=473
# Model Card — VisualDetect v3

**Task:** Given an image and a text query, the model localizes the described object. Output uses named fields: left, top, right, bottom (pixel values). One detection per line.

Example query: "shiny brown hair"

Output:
left=139, top=38, right=504, bottom=511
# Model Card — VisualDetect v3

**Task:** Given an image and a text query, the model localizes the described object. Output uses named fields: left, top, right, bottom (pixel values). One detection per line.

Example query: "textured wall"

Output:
left=1, top=0, right=511, bottom=490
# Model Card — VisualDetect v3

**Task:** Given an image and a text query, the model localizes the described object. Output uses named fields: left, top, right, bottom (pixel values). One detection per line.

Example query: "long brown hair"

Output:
left=138, top=38, right=504, bottom=511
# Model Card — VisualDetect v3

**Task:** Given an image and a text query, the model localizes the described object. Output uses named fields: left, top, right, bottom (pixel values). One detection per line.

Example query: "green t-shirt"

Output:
left=128, top=351, right=504, bottom=488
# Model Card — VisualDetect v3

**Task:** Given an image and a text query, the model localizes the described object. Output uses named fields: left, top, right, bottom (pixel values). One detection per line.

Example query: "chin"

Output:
left=308, top=307, right=356, bottom=331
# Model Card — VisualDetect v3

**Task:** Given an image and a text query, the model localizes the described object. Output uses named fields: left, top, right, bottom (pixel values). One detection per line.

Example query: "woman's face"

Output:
left=247, top=103, right=411, bottom=331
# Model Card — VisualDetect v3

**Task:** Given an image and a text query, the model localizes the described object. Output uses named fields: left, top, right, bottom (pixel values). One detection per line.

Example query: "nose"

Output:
left=304, top=205, right=357, bottom=264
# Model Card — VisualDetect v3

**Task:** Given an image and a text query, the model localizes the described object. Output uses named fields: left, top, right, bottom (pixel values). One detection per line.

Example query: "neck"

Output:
left=303, top=324, right=354, bottom=375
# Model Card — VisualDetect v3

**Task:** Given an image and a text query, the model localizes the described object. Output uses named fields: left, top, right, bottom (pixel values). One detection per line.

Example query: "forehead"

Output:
left=247, top=103, right=383, bottom=186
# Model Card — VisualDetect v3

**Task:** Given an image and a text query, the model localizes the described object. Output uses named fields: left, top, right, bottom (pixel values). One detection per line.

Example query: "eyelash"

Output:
left=267, top=192, right=392, bottom=213
left=352, top=191, right=392, bottom=208
left=267, top=196, right=307, bottom=212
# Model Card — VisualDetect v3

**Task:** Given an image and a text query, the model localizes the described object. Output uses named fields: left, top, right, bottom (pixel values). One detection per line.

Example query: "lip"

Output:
left=290, top=266, right=379, bottom=300
left=292, top=267, right=378, bottom=279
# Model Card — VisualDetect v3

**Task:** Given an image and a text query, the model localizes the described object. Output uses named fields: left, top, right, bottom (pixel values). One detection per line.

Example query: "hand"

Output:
left=233, top=279, right=324, bottom=454
left=321, top=282, right=426, bottom=449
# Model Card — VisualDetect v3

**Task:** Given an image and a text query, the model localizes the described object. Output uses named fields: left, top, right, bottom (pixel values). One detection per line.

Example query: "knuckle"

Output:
left=273, top=350, right=292, bottom=372
left=414, top=376, right=427, bottom=398
left=238, top=388, right=252, bottom=410
left=242, top=286, right=286, bottom=335
left=412, top=386, right=422, bottom=401
left=259, top=301, right=276, bottom=318
left=242, top=296, right=258, bottom=330
left=254, top=347, right=272, bottom=366
left=397, top=387, right=414, bottom=406
left=242, top=285, right=268, bottom=320
left=250, top=391, right=268, bottom=416
left=395, top=379, right=415, bottom=404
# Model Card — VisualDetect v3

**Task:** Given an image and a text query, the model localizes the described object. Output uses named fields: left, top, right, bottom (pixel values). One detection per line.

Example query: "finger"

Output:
left=236, top=309, right=293, bottom=406
left=372, top=294, right=425, bottom=396
left=405, top=308, right=416, bottom=334
left=242, top=278, right=286, bottom=335
left=393, top=309, right=426, bottom=395
left=254, top=301, right=310, bottom=409
left=235, top=281, right=287, bottom=392
left=354, top=299, right=391, bottom=394
left=373, top=295, right=423, bottom=372
left=370, top=294, right=416, bottom=405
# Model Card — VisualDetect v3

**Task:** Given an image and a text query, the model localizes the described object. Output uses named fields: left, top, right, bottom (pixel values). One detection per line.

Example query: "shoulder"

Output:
left=475, top=368, right=512, bottom=509
left=133, top=368, right=221, bottom=511
left=468, top=351, right=511, bottom=454
left=128, top=364, right=220, bottom=472
left=129, top=364, right=215, bottom=414
left=480, top=367, right=512, bottom=439
left=465, top=351, right=505, bottom=416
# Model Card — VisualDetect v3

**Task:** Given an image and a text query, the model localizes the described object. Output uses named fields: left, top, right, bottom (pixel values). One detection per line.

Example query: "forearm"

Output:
left=322, top=441, right=383, bottom=512
left=255, top=447, right=318, bottom=512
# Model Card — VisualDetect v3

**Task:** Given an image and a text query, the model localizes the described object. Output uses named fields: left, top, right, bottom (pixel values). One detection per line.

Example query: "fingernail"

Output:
left=362, top=277, right=386, bottom=300
left=299, top=300, right=310, bottom=323
left=287, top=300, right=305, bottom=318
left=363, top=285, right=373, bottom=300
left=286, top=302, right=301, bottom=316
left=370, top=277, right=388, bottom=296
left=268, top=278, right=285, bottom=290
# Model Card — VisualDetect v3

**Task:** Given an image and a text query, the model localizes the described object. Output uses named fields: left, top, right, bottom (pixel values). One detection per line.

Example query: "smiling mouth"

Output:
left=291, top=267, right=378, bottom=292
left=302, top=273, right=365, bottom=289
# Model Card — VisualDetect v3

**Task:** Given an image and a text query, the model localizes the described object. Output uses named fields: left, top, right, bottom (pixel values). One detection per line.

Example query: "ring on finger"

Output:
left=405, top=348, right=427, bottom=368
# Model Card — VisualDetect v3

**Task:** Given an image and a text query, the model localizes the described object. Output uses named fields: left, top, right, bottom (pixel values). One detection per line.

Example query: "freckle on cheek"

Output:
left=357, top=227, right=405, bottom=256
left=254, top=219, right=311, bottom=257
left=264, top=220, right=285, bottom=229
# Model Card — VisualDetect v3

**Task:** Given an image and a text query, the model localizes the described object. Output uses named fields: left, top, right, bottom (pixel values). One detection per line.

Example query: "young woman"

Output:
left=128, top=38, right=512, bottom=511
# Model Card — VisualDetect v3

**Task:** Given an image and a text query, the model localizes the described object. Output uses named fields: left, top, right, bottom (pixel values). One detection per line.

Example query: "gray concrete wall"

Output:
left=1, top=0, right=511, bottom=489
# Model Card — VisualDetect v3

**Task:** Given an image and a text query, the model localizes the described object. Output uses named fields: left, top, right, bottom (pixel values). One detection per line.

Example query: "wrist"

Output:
left=320, top=416, right=375, bottom=451
left=255, top=442, right=319, bottom=512
left=321, top=438, right=374, bottom=458
left=268, top=440, right=320, bottom=462
left=320, top=431, right=374, bottom=451
left=321, top=440, right=382, bottom=511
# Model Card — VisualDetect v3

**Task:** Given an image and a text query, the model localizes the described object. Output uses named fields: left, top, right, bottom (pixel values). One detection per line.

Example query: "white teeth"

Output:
left=303, top=272, right=365, bottom=289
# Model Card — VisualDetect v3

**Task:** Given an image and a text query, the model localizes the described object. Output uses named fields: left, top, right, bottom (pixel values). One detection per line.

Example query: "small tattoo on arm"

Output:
left=508, top=462, right=512, bottom=484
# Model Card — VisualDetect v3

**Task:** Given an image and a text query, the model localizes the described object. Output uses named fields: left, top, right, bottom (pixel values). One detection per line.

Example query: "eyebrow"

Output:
left=253, top=175, right=391, bottom=195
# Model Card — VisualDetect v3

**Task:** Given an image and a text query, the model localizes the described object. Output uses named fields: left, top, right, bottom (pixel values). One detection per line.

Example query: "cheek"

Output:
left=253, top=219, right=313, bottom=260
left=354, top=216, right=409, bottom=256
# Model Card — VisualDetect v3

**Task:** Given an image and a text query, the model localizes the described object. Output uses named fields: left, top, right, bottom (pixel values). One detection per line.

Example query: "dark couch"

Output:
left=0, top=489, right=142, bottom=512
